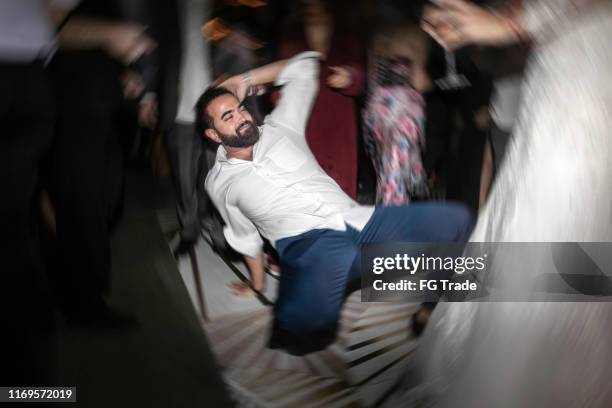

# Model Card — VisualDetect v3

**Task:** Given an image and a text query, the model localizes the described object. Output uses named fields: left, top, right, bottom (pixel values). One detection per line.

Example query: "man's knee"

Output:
left=274, top=292, right=341, bottom=333
left=270, top=306, right=340, bottom=355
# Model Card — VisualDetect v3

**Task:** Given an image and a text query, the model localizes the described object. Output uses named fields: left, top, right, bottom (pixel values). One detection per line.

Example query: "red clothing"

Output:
left=276, top=27, right=365, bottom=199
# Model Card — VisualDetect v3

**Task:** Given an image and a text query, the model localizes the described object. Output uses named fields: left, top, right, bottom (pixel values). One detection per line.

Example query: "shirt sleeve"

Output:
left=206, top=181, right=263, bottom=258
left=268, top=51, right=321, bottom=135
left=222, top=202, right=264, bottom=258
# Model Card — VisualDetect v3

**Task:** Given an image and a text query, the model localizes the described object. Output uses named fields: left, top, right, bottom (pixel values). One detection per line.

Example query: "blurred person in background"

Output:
left=274, top=0, right=366, bottom=199
left=363, top=0, right=432, bottom=205
left=400, top=0, right=612, bottom=406
left=404, top=0, right=493, bottom=210
left=475, top=0, right=530, bottom=206
left=113, top=0, right=221, bottom=258
left=0, top=0, right=80, bottom=386
left=477, top=44, right=528, bottom=207
left=437, top=48, right=493, bottom=211
left=155, top=0, right=214, bottom=257
left=46, top=0, right=156, bottom=325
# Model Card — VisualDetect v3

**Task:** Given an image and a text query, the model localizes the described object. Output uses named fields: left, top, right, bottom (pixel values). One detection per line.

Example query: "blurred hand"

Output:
left=104, top=22, right=156, bottom=64
left=228, top=281, right=257, bottom=297
left=474, top=106, right=491, bottom=130
left=412, top=66, right=434, bottom=93
left=421, top=0, right=514, bottom=50
left=139, top=96, right=158, bottom=130
left=121, top=70, right=145, bottom=99
left=327, top=66, right=352, bottom=89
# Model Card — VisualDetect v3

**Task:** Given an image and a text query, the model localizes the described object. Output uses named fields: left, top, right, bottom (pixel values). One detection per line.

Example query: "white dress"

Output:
left=399, top=1, right=612, bottom=407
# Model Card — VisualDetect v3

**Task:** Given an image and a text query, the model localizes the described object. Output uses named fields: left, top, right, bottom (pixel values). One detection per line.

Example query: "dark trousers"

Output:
left=270, top=203, right=475, bottom=355
left=0, top=62, right=54, bottom=267
left=46, top=52, right=125, bottom=308
left=0, top=62, right=55, bottom=385
left=447, top=120, right=488, bottom=211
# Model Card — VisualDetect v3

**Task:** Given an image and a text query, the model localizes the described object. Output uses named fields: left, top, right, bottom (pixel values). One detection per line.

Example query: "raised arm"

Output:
left=219, top=51, right=321, bottom=135
left=56, top=0, right=156, bottom=66
left=422, top=0, right=602, bottom=50
left=48, top=0, right=80, bottom=28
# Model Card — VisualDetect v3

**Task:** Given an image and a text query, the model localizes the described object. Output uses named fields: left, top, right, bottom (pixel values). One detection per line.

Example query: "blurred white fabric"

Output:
left=405, top=1, right=612, bottom=407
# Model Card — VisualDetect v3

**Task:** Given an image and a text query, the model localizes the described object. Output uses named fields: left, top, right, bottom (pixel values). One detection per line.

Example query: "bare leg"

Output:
left=479, top=138, right=494, bottom=208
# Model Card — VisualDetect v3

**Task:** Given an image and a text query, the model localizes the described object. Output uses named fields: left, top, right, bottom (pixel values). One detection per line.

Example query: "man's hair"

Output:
left=194, top=86, right=234, bottom=136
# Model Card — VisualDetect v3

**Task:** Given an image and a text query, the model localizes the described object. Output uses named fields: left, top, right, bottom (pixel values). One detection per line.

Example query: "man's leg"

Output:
left=356, top=203, right=475, bottom=294
left=51, top=111, right=113, bottom=310
left=270, top=229, right=358, bottom=355
left=357, top=203, right=474, bottom=247
left=0, top=63, right=55, bottom=385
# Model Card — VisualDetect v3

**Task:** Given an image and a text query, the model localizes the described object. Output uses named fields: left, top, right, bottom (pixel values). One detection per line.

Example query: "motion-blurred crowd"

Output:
left=1, top=0, right=526, bottom=385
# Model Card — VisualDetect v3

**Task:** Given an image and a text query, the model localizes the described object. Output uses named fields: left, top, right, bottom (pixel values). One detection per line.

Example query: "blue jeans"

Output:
left=269, top=203, right=475, bottom=355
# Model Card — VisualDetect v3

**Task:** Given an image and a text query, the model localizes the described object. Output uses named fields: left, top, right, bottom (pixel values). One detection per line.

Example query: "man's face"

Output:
left=205, top=94, right=259, bottom=148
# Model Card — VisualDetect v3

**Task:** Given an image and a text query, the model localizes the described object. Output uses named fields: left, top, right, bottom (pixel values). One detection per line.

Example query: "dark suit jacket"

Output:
left=118, top=0, right=182, bottom=133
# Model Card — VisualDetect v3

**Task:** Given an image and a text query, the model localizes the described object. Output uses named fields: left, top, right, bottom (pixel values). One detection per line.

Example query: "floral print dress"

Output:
left=363, top=57, right=428, bottom=205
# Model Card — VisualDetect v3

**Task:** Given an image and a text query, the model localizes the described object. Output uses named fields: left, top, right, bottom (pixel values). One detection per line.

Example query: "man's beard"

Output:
left=218, top=121, right=259, bottom=148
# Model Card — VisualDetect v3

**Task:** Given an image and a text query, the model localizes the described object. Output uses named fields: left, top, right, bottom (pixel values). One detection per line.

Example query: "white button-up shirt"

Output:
left=205, top=52, right=374, bottom=257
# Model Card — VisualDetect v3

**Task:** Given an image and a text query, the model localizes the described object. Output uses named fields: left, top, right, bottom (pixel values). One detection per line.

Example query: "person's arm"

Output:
left=227, top=251, right=265, bottom=296
left=218, top=58, right=294, bottom=101
left=207, top=181, right=265, bottom=296
left=422, top=0, right=601, bottom=50
left=328, top=35, right=366, bottom=97
left=219, top=51, right=321, bottom=135
left=422, top=0, right=518, bottom=50
left=244, top=252, right=265, bottom=289
left=57, top=16, right=155, bottom=64
left=48, top=0, right=80, bottom=28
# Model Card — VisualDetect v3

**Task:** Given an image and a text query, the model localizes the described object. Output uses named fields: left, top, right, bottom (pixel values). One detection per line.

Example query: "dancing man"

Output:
left=196, top=52, right=474, bottom=355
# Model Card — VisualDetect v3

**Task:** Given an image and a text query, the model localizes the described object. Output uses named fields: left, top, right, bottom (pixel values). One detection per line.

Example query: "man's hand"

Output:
left=228, top=281, right=257, bottom=297
left=218, top=75, right=250, bottom=102
left=327, top=66, right=353, bottom=89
